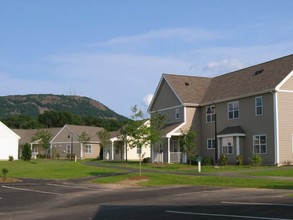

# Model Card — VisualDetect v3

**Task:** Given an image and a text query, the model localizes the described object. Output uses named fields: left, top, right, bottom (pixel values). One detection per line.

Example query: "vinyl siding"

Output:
left=279, top=73, right=293, bottom=90
left=277, top=92, right=293, bottom=165
left=158, top=106, right=185, bottom=125
left=151, top=79, right=181, bottom=111
left=200, top=93, right=275, bottom=164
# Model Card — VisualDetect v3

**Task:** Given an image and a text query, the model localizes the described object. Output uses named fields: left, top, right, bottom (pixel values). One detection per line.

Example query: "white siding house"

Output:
left=0, top=121, right=20, bottom=160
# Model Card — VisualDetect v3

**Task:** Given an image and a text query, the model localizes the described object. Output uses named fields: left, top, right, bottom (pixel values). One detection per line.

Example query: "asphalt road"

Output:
left=1, top=178, right=293, bottom=220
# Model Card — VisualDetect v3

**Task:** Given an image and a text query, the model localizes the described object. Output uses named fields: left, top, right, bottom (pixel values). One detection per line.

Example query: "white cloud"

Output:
left=90, top=27, right=222, bottom=48
left=203, top=59, right=245, bottom=75
left=142, top=93, right=153, bottom=107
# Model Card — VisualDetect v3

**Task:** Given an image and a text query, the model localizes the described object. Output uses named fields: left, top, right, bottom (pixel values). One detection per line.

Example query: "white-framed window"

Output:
left=255, top=96, right=263, bottom=116
left=228, top=101, right=239, bottom=120
left=175, top=108, right=180, bottom=119
left=66, top=144, right=71, bottom=154
left=207, top=138, right=215, bottom=149
left=222, top=137, right=233, bottom=155
left=85, top=144, right=92, bottom=154
left=206, top=106, right=215, bottom=123
left=253, top=135, right=267, bottom=154
left=173, top=140, right=179, bottom=152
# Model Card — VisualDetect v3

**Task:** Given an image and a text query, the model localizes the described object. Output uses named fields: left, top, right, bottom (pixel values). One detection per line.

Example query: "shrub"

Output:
left=22, top=143, right=32, bottom=161
left=236, top=155, right=243, bottom=166
left=202, top=157, right=213, bottom=166
left=250, top=154, right=263, bottom=166
left=8, top=155, right=14, bottom=161
left=219, top=154, right=228, bottom=166
left=142, top=157, right=151, bottom=163
left=2, top=168, right=8, bottom=180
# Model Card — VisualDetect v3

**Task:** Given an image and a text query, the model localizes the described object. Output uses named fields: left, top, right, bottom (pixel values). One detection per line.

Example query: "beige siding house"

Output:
left=148, top=54, right=293, bottom=165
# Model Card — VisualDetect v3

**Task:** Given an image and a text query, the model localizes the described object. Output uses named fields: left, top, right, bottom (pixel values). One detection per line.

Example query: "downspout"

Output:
left=167, top=138, right=170, bottom=163
left=273, top=91, right=280, bottom=166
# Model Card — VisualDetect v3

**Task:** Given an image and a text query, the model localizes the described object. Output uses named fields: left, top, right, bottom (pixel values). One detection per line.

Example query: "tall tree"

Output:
left=180, top=127, right=197, bottom=165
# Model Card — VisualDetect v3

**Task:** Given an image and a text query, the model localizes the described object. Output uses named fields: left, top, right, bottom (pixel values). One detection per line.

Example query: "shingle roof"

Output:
left=162, top=54, right=293, bottom=105
left=163, top=74, right=211, bottom=105
left=65, top=125, right=104, bottom=142
left=218, top=126, right=245, bottom=135
left=201, top=54, right=293, bottom=104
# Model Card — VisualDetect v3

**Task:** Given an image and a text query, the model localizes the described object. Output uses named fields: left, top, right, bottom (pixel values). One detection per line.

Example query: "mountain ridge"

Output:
left=0, top=94, right=127, bottom=120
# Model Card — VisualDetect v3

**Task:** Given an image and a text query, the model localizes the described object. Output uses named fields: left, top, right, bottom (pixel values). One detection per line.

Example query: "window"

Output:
left=206, top=106, right=215, bottom=123
left=85, top=144, right=92, bottom=154
left=253, top=135, right=267, bottom=154
left=222, top=137, right=233, bottom=155
left=175, top=108, right=180, bottom=119
left=228, top=101, right=239, bottom=119
left=173, top=140, right=179, bottom=152
left=255, top=96, right=263, bottom=116
left=207, top=138, right=215, bottom=149
left=66, top=144, right=71, bottom=154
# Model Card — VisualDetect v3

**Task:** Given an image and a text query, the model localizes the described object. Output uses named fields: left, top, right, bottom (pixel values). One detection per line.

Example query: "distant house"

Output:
left=0, top=121, right=20, bottom=160
left=103, top=121, right=151, bottom=161
left=13, top=125, right=104, bottom=160
left=148, top=54, right=293, bottom=165
left=50, top=125, right=103, bottom=159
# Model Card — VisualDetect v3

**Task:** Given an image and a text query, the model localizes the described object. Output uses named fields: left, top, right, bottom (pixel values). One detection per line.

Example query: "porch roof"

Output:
left=161, top=122, right=184, bottom=138
left=217, top=126, right=246, bottom=138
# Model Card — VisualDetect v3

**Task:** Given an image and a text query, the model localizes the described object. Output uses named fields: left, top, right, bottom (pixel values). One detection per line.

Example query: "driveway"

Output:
left=1, top=177, right=293, bottom=220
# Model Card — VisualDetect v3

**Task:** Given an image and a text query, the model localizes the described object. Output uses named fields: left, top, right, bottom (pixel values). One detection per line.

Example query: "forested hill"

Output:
left=0, top=94, right=127, bottom=120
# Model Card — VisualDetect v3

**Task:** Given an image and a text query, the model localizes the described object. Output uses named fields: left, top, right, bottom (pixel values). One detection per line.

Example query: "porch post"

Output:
left=236, top=136, right=240, bottom=156
left=80, top=143, right=83, bottom=159
left=167, top=138, right=170, bottom=163
left=111, top=140, right=114, bottom=160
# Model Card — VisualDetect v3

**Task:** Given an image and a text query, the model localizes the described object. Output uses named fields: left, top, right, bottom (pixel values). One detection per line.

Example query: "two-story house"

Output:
left=148, top=54, right=293, bottom=165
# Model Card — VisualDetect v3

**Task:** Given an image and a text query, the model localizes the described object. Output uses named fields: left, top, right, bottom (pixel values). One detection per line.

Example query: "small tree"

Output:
left=22, top=143, right=32, bottom=161
left=127, top=105, right=151, bottom=176
left=97, top=129, right=111, bottom=160
left=78, top=131, right=91, bottom=159
left=180, top=127, right=197, bottom=165
left=1, top=168, right=8, bottom=181
left=31, top=130, right=52, bottom=158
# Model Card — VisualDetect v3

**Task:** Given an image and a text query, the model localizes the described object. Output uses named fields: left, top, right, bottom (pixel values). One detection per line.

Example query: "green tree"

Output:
left=22, top=143, right=32, bottom=161
left=78, top=131, right=91, bottom=159
left=127, top=105, right=151, bottom=176
left=31, top=130, right=52, bottom=158
left=180, top=127, right=197, bottom=165
left=97, top=129, right=111, bottom=160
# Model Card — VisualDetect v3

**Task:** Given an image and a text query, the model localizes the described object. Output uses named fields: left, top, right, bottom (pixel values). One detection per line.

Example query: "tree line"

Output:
left=1, top=110, right=130, bottom=131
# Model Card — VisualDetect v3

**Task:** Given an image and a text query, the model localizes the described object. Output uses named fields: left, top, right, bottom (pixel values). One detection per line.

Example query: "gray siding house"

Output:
left=148, top=54, right=293, bottom=165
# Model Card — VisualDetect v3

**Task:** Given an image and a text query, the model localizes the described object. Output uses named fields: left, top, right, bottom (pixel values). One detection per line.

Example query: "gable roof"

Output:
left=163, top=74, right=212, bottom=105
left=201, top=54, right=293, bottom=104
left=0, top=121, right=20, bottom=139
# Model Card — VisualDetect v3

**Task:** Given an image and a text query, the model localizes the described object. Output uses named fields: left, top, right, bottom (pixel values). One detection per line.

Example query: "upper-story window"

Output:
left=228, top=101, right=239, bottom=120
left=206, top=106, right=216, bottom=123
left=175, top=108, right=180, bottom=119
left=255, top=96, right=263, bottom=116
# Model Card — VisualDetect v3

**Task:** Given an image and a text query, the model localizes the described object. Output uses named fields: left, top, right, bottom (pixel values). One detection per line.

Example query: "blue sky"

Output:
left=1, top=0, right=293, bottom=118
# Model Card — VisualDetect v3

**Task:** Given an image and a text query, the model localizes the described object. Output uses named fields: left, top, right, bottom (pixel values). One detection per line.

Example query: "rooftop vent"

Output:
left=185, top=82, right=190, bottom=86
left=254, top=69, right=264, bottom=76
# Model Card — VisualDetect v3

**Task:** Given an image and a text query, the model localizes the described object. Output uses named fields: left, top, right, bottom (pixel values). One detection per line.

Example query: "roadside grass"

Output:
left=93, top=172, right=293, bottom=190
left=0, top=159, right=124, bottom=179
left=241, top=167, right=293, bottom=177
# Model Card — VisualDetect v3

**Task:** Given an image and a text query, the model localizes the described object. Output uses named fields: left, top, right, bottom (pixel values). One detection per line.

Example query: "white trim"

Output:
left=255, top=96, right=263, bottom=116
left=227, top=100, right=240, bottom=120
left=277, top=89, right=293, bottom=93
left=253, top=134, right=268, bottom=155
left=217, top=133, right=246, bottom=138
left=273, top=92, right=280, bottom=164
left=149, top=104, right=183, bottom=114
left=275, top=70, right=293, bottom=90
left=207, top=138, right=215, bottom=150
left=236, top=136, right=240, bottom=156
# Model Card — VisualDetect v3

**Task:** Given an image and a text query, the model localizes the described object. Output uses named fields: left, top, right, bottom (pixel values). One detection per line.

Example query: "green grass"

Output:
left=1, top=160, right=293, bottom=190
left=0, top=159, right=124, bottom=179
left=93, top=172, right=293, bottom=190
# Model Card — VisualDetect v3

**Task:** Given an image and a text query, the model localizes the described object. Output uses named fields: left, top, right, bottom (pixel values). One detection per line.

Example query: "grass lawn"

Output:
left=1, top=159, right=293, bottom=190
left=0, top=159, right=124, bottom=179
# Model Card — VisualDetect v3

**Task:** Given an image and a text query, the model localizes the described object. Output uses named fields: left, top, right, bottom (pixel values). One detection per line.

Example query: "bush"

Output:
left=219, top=154, right=228, bottom=166
left=142, top=157, right=151, bottom=163
left=202, top=157, right=213, bottom=166
left=8, top=155, right=14, bottom=161
left=2, top=168, right=8, bottom=180
left=22, top=143, right=32, bottom=161
left=236, top=155, right=243, bottom=166
left=250, top=154, right=263, bottom=166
